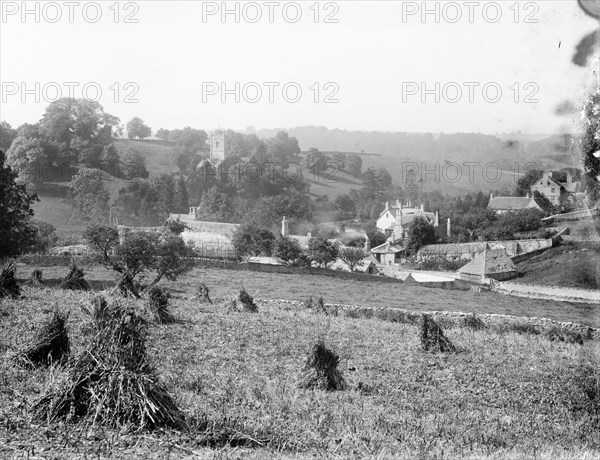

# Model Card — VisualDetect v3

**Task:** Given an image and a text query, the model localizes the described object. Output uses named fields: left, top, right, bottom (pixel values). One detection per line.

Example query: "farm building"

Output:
left=487, top=194, right=543, bottom=214
left=457, top=248, right=517, bottom=282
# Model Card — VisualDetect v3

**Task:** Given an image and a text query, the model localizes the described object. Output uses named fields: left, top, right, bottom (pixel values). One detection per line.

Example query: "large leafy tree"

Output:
left=40, top=98, right=120, bottom=166
left=0, top=121, right=17, bottom=151
left=307, top=237, right=339, bottom=268
left=126, top=117, right=152, bottom=140
left=0, top=150, right=38, bottom=258
left=273, top=235, right=302, bottom=263
left=231, top=224, right=276, bottom=260
left=406, top=216, right=436, bottom=255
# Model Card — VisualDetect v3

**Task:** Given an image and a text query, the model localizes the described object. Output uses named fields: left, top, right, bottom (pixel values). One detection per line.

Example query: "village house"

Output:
left=376, top=200, right=440, bottom=240
left=487, top=193, right=543, bottom=214
left=371, top=200, right=450, bottom=264
left=530, top=171, right=579, bottom=204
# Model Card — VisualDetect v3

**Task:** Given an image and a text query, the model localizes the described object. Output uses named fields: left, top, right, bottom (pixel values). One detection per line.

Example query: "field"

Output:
left=1, top=278, right=600, bottom=459
left=13, top=263, right=600, bottom=328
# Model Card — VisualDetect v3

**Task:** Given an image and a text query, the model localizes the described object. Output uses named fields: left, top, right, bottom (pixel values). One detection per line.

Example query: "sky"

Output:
left=1, top=0, right=599, bottom=135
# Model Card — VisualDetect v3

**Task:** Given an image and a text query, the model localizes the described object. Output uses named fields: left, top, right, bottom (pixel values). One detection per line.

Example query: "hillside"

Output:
left=113, top=138, right=179, bottom=174
left=515, top=241, right=600, bottom=289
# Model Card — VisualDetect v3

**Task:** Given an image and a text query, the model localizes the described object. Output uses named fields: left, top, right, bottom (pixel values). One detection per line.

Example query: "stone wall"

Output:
left=257, top=299, right=600, bottom=339
left=490, top=280, right=600, bottom=304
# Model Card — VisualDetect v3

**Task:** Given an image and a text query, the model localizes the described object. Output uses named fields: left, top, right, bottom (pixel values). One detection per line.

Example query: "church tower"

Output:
left=210, top=129, right=226, bottom=161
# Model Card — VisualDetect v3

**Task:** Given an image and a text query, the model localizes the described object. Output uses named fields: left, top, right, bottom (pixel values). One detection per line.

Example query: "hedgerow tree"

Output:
left=0, top=150, right=39, bottom=258
left=232, top=224, right=276, bottom=261
left=274, top=235, right=302, bottom=263
left=307, top=237, right=339, bottom=268
left=339, top=247, right=366, bottom=272
left=84, top=225, right=194, bottom=297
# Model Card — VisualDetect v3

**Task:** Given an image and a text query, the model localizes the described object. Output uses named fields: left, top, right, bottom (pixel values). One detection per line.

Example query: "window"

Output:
left=551, top=188, right=555, bottom=193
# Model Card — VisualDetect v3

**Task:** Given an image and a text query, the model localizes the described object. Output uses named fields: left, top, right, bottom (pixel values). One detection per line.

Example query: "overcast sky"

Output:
left=1, top=1, right=598, bottom=134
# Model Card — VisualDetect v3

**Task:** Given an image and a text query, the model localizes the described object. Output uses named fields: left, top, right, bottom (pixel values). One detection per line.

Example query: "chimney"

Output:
left=447, top=218, right=451, bottom=238
left=364, top=234, right=371, bottom=252
left=566, top=172, right=572, bottom=183
left=307, top=232, right=312, bottom=239
left=396, top=199, right=401, bottom=209
left=435, top=210, right=440, bottom=227
left=490, top=192, right=494, bottom=200
left=421, top=204, right=424, bottom=212
left=281, top=216, right=289, bottom=237
left=189, top=207, right=195, bottom=215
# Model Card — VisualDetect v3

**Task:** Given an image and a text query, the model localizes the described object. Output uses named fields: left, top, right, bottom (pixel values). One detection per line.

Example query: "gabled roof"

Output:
left=371, top=241, right=403, bottom=254
left=487, top=196, right=541, bottom=211
left=457, top=249, right=516, bottom=276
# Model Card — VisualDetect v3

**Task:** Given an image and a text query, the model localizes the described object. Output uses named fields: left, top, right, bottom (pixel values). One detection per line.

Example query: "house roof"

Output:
left=169, top=216, right=240, bottom=237
left=487, top=196, right=541, bottom=211
left=457, top=249, right=517, bottom=276
left=371, top=242, right=404, bottom=254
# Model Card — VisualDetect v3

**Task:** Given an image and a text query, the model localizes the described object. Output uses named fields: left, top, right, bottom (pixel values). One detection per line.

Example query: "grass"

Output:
left=14, top=263, right=600, bottom=328
left=1, top=287, right=600, bottom=459
left=515, top=241, right=600, bottom=290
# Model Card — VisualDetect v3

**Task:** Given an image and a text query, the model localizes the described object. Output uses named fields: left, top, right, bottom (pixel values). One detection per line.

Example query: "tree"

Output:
left=28, top=220, right=59, bottom=253
left=307, top=237, right=339, bottom=268
left=406, top=217, right=436, bottom=255
left=40, top=98, right=120, bottom=166
left=163, top=217, right=189, bottom=235
left=332, top=153, right=346, bottom=171
left=232, top=224, right=276, bottom=260
left=6, top=136, right=48, bottom=189
left=274, top=235, right=302, bottom=263
left=126, top=117, right=152, bottom=140
left=155, top=128, right=170, bottom=141
left=347, top=154, right=362, bottom=176
left=195, top=186, right=235, bottom=222
left=119, top=147, right=149, bottom=179
left=84, top=225, right=194, bottom=297
left=304, top=148, right=329, bottom=173
left=514, top=169, right=543, bottom=196
left=0, top=150, right=39, bottom=258
left=339, top=247, right=366, bottom=272
left=581, top=91, right=600, bottom=202
left=0, top=121, right=17, bottom=151
left=70, top=168, right=110, bottom=222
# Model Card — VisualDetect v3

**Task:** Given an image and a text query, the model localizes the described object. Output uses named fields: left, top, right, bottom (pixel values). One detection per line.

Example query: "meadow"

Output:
left=1, top=269, right=600, bottom=459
